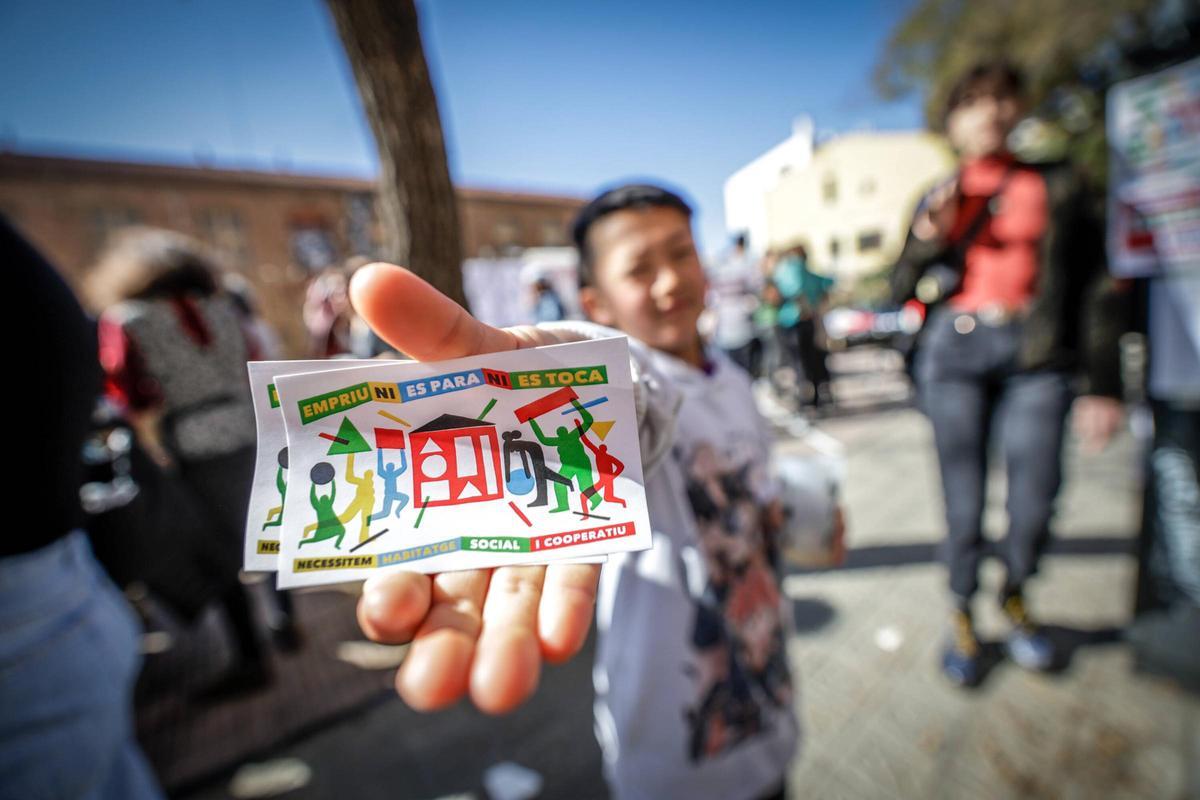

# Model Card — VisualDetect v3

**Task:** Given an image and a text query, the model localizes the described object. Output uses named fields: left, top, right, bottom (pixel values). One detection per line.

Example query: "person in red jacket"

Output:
left=891, top=62, right=1131, bottom=687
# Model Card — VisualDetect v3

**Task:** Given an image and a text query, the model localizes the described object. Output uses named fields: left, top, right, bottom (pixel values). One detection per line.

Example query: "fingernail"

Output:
left=362, top=584, right=392, bottom=621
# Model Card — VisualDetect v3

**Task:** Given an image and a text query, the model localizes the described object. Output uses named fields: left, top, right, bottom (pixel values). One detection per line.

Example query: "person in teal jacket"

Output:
left=772, top=245, right=834, bottom=408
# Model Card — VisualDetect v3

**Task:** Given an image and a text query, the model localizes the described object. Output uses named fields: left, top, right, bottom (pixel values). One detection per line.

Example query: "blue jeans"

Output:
left=917, top=308, right=1074, bottom=600
left=0, top=532, right=163, bottom=800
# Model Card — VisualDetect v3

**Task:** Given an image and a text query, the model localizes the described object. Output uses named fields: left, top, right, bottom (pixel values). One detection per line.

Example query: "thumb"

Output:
left=349, top=262, right=534, bottom=360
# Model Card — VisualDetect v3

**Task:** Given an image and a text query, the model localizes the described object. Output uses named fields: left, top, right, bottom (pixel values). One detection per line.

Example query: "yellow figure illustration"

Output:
left=262, top=469, right=286, bottom=529
left=262, top=447, right=288, bottom=529
left=336, top=452, right=376, bottom=544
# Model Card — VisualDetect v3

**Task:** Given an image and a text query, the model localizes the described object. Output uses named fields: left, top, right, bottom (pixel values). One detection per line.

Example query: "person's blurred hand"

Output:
left=1072, top=395, right=1124, bottom=454
left=829, top=505, right=847, bottom=567
left=348, top=262, right=599, bottom=715
left=762, top=499, right=786, bottom=534
left=912, top=178, right=959, bottom=243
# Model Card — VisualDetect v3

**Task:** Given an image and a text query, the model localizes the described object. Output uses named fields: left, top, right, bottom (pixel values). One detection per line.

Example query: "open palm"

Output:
left=349, top=262, right=600, bottom=714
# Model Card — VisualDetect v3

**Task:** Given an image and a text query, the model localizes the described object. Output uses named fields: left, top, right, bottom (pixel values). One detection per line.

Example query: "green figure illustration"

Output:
left=336, top=451, right=376, bottom=544
left=262, top=447, right=288, bottom=529
left=528, top=399, right=600, bottom=513
left=300, top=461, right=345, bottom=549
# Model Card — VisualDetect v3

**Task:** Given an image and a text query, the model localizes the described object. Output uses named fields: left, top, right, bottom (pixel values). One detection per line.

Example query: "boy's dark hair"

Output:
left=572, top=183, right=693, bottom=287
left=942, top=60, right=1025, bottom=127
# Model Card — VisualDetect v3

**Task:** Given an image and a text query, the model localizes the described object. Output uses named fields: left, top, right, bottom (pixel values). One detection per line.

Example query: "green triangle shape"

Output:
left=326, top=416, right=372, bottom=455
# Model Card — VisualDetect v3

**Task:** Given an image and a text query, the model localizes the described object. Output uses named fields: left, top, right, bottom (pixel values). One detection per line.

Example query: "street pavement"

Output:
left=180, top=347, right=1199, bottom=800
left=780, top=377, right=1197, bottom=798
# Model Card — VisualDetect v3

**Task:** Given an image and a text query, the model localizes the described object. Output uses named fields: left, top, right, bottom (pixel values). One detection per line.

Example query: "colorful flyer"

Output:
left=273, top=337, right=650, bottom=588
left=245, top=359, right=378, bottom=571
left=246, top=358, right=604, bottom=574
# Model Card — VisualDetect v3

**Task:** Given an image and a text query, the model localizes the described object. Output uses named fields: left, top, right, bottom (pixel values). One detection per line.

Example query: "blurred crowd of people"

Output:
left=707, top=236, right=836, bottom=412
left=301, top=259, right=571, bottom=359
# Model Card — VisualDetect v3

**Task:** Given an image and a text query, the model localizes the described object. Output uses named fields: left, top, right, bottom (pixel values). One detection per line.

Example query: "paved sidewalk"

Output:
left=180, top=350, right=1199, bottom=799
left=779, top=396, right=1199, bottom=800
left=136, top=586, right=396, bottom=792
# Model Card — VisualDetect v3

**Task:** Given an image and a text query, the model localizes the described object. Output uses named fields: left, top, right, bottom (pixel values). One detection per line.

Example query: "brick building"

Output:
left=0, top=151, right=583, bottom=354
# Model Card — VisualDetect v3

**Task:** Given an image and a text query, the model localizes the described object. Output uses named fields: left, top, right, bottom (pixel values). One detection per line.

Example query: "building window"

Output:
left=493, top=220, right=519, bottom=250
left=857, top=230, right=883, bottom=252
left=345, top=193, right=379, bottom=258
left=829, top=238, right=840, bottom=258
left=197, top=208, right=248, bottom=265
left=289, top=212, right=338, bottom=271
left=822, top=176, right=838, bottom=204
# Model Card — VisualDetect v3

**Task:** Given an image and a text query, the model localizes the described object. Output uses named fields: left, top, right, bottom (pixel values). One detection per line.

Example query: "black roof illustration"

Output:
left=413, top=413, right=497, bottom=434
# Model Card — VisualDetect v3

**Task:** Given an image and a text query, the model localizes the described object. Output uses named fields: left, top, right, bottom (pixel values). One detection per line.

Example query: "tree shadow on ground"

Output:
left=791, top=597, right=837, bottom=634
left=1038, top=624, right=1125, bottom=672
left=790, top=535, right=1135, bottom=575
left=786, top=534, right=1135, bottom=686
left=814, top=396, right=915, bottom=420
left=967, top=624, right=1125, bottom=687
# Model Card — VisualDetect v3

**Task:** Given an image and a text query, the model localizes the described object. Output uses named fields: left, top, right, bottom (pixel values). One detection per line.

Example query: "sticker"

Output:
left=270, top=337, right=647, bottom=588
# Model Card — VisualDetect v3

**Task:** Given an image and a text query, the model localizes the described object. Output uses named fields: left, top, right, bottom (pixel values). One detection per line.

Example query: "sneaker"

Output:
left=1001, top=593, right=1055, bottom=672
left=941, top=610, right=982, bottom=688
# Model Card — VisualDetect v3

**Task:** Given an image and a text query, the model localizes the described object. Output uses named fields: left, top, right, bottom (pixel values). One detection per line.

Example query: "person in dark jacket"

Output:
left=88, top=228, right=299, bottom=694
left=890, top=61, right=1131, bottom=687
left=0, top=216, right=164, bottom=799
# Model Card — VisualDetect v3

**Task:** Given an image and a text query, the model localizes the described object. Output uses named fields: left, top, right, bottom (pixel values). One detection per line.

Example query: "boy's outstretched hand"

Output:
left=348, top=262, right=600, bottom=715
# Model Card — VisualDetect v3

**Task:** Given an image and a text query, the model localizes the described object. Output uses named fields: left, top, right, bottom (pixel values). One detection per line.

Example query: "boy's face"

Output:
left=946, top=88, right=1022, bottom=159
left=580, top=206, right=706, bottom=364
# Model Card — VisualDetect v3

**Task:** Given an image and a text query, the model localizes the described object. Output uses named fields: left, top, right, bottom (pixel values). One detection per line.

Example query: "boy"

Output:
left=352, top=184, right=797, bottom=799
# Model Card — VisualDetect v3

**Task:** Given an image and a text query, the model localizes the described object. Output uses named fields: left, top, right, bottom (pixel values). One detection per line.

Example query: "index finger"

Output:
left=349, top=262, right=528, bottom=360
left=538, top=563, right=601, bottom=663
left=930, top=179, right=957, bottom=209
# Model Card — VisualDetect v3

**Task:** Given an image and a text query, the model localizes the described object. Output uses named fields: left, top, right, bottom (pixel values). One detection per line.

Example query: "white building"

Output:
left=723, top=116, right=815, bottom=253
left=725, top=120, right=955, bottom=285
left=765, top=131, right=955, bottom=283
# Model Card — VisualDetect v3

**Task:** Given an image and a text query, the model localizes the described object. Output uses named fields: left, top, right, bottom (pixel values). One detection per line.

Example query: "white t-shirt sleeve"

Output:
left=753, top=391, right=781, bottom=504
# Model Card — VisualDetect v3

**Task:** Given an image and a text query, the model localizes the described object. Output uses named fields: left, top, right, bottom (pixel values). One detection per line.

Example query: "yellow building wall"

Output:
left=765, top=131, right=955, bottom=282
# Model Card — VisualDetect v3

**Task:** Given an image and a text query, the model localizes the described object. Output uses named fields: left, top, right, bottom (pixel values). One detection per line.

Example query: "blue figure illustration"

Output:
left=370, top=447, right=410, bottom=522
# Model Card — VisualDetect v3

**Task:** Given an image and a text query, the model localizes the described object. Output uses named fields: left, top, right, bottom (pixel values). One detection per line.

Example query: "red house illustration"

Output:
left=410, top=414, right=503, bottom=508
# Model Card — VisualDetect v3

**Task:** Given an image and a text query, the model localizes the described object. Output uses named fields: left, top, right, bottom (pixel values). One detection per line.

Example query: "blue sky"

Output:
left=0, top=0, right=924, bottom=254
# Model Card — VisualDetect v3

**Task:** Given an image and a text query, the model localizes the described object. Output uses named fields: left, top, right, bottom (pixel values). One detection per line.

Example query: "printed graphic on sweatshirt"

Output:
left=680, top=441, right=792, bottom=762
